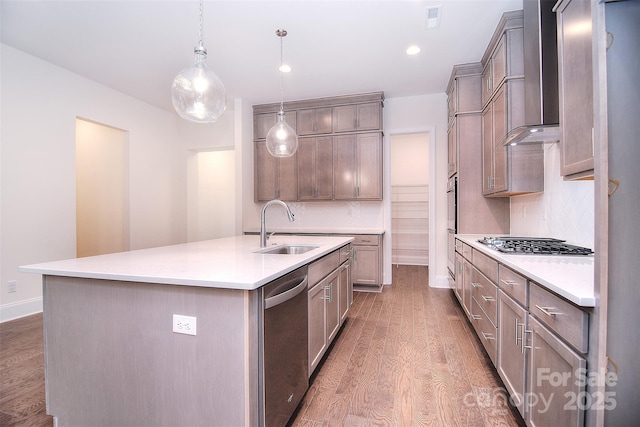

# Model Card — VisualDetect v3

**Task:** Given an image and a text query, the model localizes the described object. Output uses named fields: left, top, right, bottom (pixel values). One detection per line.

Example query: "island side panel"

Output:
left=43, top=275, right=255, bottom=426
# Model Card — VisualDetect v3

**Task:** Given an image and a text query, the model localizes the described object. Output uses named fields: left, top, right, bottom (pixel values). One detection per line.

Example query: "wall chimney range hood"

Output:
left=504, top=0, right=560, bottom=146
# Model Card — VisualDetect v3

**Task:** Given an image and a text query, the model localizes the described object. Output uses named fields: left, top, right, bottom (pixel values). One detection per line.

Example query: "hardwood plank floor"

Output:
left=0, top=265, right=525, bottom=426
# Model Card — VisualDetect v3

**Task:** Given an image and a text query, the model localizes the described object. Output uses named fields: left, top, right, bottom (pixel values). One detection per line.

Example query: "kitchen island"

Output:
left=20, top=235, right=353, bottom=427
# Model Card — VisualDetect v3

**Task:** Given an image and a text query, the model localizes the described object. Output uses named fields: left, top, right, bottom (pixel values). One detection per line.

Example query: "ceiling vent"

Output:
left=425, top=6, right=441, bottom=29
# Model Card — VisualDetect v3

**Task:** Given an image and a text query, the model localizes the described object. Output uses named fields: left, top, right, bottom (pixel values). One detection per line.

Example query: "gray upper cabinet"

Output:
left=253, top=92, right=384, bottom=202
left=254, top=141, right=297, bottom=202
left=297, top=107, right=332, bottom=136
left=332, top=102, right=382, bottom=133
left=480, top=10, right=544, bottom=197
left=297, top=136, right=333, bottom=201
left=253, top=110, right=297, bottom=140
left=555, top=0, right=594, bottom=179
left=333, top=133, right=382, bottom=200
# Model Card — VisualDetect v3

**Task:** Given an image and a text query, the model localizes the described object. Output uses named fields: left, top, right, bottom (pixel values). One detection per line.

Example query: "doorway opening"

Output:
left=389, top=132, right=430, bottom=267
left=75, top=118, right=130, bottom=257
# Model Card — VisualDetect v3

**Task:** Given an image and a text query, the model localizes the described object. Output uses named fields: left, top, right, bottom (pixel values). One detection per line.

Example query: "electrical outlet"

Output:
left=172, top=314, right=197, bottom=336
left=7, top=280, right=17, bottom=293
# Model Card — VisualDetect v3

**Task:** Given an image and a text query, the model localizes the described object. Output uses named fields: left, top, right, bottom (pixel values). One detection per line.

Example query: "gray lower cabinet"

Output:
left=350, top=234, right=383, bottom=292
left=308, top=246, right=351, bottom=375
left=498, top=289, right=528, bottom=417
left=456, top=238, right=590, bottom=426
left=527, top=315, right=586, bottom=427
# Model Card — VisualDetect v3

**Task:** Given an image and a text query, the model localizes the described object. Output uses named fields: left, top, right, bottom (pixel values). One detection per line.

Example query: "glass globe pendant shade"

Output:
left=171, top=44, right=227, bottom=123
left=266, top=111, right=298, bottom=157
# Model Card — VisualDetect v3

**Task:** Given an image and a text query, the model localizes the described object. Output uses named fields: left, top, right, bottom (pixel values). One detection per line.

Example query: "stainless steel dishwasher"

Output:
left=262, top=266, right=308, bottom=426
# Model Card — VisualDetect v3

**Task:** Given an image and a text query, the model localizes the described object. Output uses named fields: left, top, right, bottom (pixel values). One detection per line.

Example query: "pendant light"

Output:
left=171, top=0, right=226, bottom=123
left=266, top=29, right=298, bottom=157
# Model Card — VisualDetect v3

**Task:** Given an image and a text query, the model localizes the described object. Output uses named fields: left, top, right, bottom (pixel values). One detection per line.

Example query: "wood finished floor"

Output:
left=0, top=265, right=524, bottom=426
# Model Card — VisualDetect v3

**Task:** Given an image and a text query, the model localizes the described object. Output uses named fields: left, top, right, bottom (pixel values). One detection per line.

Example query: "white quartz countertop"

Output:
left=243, top=227, right=385, bottom=235
left=20, top=235, right=353, bottom=290
left=456, top=234, right=595, bottom=307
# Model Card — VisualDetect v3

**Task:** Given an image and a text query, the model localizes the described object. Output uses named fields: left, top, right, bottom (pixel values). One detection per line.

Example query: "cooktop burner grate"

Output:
left=477, top=237, right=593, bottom=255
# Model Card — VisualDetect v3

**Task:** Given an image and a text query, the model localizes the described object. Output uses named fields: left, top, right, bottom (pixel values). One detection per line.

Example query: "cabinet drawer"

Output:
left=308, top=249, right=340, bottom=287
left=455, top=239, right=463, bottom=253
left=530, top=282, right=589, bottom=353
left=462, top=243, right=473, bottom=260
left=498, top=265, right=527, bottom=307
left=339, top=244, right=352, bottom=264
left=472, top=249, right=498, bottom=284
left=352, top=234, right=380, bottom=246
left=471, top=267, right=498, bottom=327
left=470, top=297, right=498, bottom=364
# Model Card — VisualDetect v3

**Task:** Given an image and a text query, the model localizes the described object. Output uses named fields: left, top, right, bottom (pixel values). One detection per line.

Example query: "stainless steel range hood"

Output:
left=504, top=0, right=560, bottom=146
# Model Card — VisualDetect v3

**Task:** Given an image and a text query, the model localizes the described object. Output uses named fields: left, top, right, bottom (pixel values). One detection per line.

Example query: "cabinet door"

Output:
left=356, top=133, right=382, bottom=199
left=492, top=35, right=506, bottom=89
left=254, top=111, right=297, bottom=140
left=308, top=281, right=327, bottom=375
left=497, top=291, right=527, bottom=418
left=333, top=134, right=357, bottom=199
left=297, top=108, right=332, bottom=136
left=332, top=105, right=358, bottom=133
left=557, top=0, right=594, bottom=178
left=462, top=259, right=473, bottom=317
left=448, top=117, right=457, bottom=177
left=454, top=252, right=464, bottom=305
left=352, top=245, right=379, bottom=285
left=356, top=102, right=381, bottom=131
left=278, top=153, right=297, bottom=201
left=527, top=315, right=586, bottom=427
left=482, top=105, right=494, bottom=195
left=326, top=274, right=340, bottom=343
left=332, top=103, right=380, bottom=133
left=255, top=141, right=278, bottom=201
left=481, top=63, right=493, bottom=107
left=492, top=85, right=508, bottom=193
left=339, top=262, right=351, bottom=322
left=297, top=136, right=333, bottom=200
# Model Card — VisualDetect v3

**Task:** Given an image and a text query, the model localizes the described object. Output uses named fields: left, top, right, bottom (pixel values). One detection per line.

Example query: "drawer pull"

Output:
left=471, top=314, right=482, bottom=321
left=500, top=279, right=519, bottom=287
left=535, top=304, right=562, bottom=317
left=471, top=282, right=480, bottom=288
left=481, top=332, right=495, bottom=341
left=515, top=317, right=521, bottom=346
left=481, top=295, right=495, bottom=302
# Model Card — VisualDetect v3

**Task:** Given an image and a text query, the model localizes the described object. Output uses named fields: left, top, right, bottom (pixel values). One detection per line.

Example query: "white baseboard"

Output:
left=0, top=297, right=43, bottom=323
left=430, top=273, right=453, bottom=289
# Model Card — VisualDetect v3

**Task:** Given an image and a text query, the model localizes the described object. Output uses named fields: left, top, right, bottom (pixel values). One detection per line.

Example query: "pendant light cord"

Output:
left=279, top=34, right=285, bottom=113
left=199, top=0, right=204, bottom=48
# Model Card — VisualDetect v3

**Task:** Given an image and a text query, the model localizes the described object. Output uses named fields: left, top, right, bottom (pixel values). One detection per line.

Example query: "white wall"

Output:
left=0, top=44, right=223, bottom=321
left=510, top=143, right=595, bottom=249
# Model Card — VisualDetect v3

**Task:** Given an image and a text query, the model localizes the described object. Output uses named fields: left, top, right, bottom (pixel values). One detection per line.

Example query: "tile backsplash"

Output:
left=510, top=143, right=595, bottom=249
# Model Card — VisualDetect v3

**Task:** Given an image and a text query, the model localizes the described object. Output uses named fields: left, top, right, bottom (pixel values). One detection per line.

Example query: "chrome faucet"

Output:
left=260, top=200, right=295, bottom=247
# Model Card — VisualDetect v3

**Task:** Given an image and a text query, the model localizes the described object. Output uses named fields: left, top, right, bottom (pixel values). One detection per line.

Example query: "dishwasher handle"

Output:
left=264, top=276, right=308, bottom=309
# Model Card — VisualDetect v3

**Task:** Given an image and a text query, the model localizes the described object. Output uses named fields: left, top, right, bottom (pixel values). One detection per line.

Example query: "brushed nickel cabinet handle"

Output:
left=481, top=332, right=495, bottom=341
left=535, top=305, right=561, bottom=317
left=471, top=314, right=481, bottom=321
left=471, top=282, right=480, bottom=288
left=500, top=279, right=518, bottom=287
left=481, top=295, right=494, bottom=302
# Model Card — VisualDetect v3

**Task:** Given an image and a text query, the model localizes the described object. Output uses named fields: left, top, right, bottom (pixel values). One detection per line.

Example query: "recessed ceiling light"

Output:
left=279, top=64, right=292, bottom=73
left=406, top=45, right=421, bottom=55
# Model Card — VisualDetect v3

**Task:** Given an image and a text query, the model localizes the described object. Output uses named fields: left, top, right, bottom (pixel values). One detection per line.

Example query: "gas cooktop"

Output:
left=477, top=237, right=594, bottom=255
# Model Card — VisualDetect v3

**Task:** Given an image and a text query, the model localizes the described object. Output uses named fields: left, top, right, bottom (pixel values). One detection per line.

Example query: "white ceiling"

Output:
left=1, top=0, right=523, bottom=113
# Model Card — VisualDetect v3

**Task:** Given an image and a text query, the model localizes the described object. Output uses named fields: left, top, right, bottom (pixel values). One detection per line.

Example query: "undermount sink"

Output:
left=256, top=244, right=319, bottom=255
